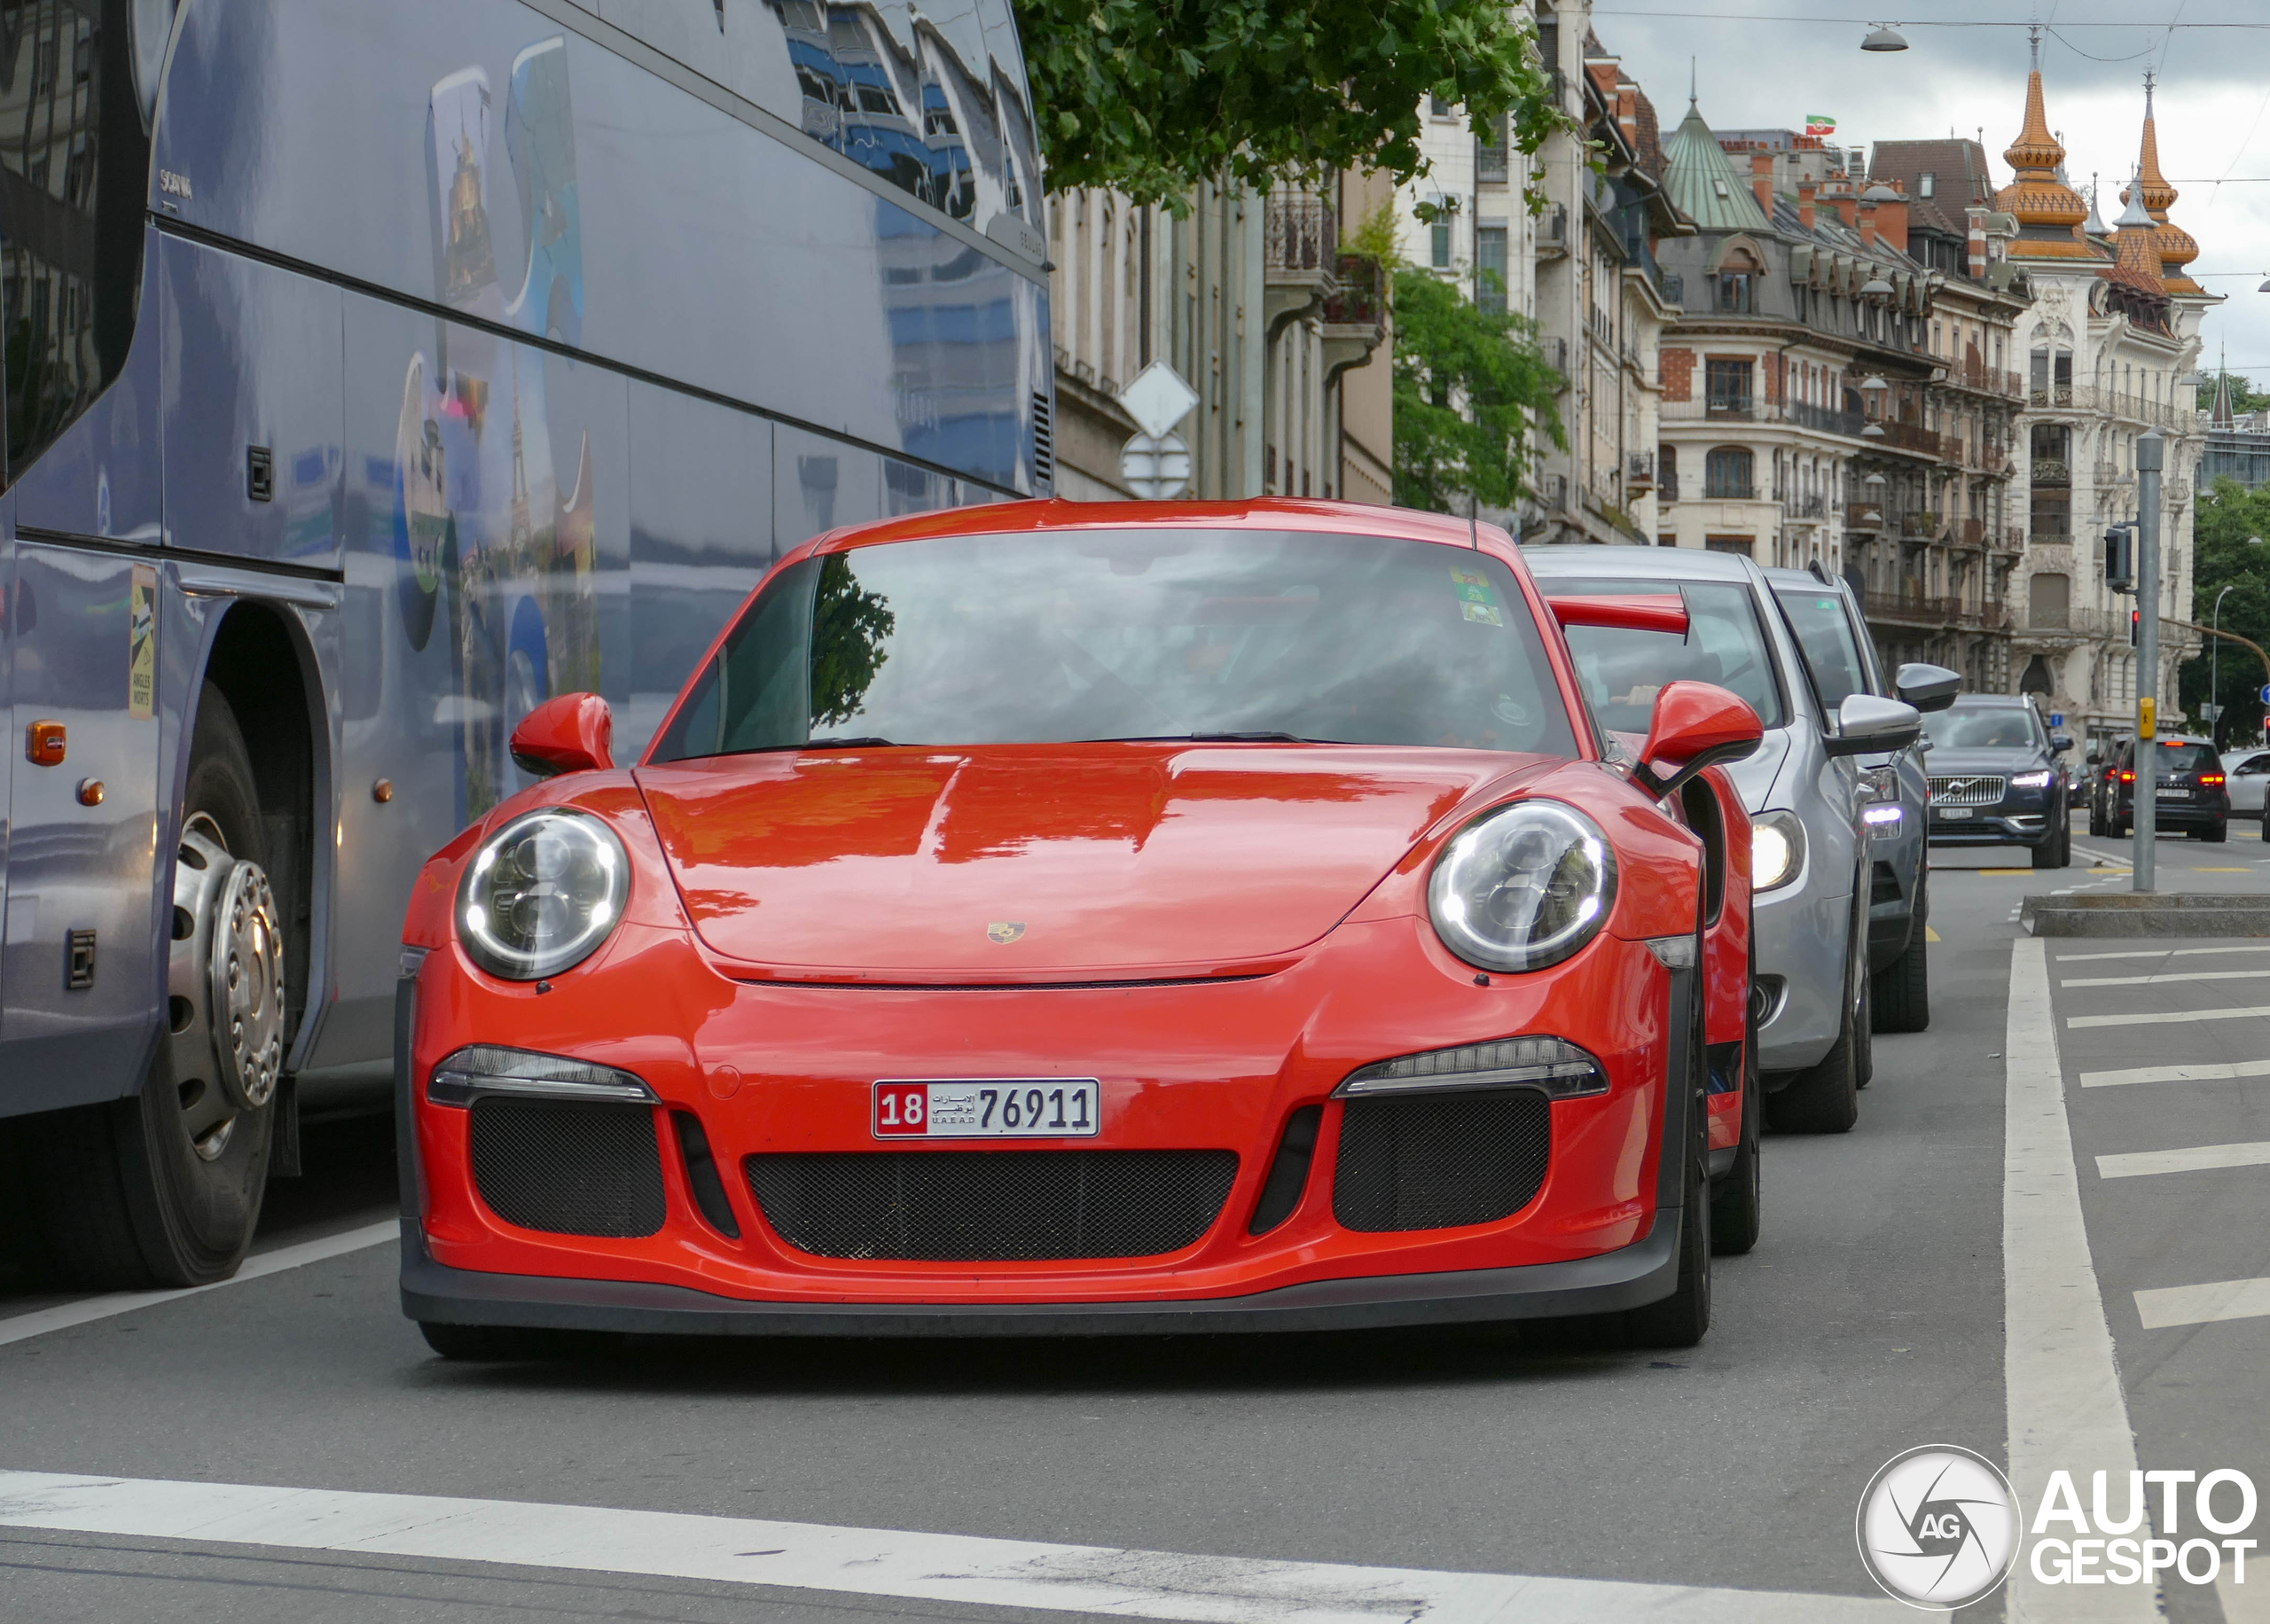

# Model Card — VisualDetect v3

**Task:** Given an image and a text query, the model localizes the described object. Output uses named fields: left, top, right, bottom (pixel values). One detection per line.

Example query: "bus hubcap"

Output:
left=168, top=816, right=286, bottom=1160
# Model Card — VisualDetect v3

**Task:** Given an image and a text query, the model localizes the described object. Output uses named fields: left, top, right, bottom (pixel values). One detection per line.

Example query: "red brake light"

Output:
left=2203, top=774, right=2226, bottom=785
left=2119, top=771, right=2135, bottom=782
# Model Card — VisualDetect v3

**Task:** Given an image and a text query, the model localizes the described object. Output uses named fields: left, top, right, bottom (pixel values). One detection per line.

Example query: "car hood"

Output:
left=634, top=745, right=1557, bottom=980
left=1724, top=728, right=1793, bottom=815
left=1921, top=748, right=2048, bottom=775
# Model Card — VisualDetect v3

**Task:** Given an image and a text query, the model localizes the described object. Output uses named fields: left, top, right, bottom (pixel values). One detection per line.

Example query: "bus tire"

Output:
left=27, top=685, right=281, bottom=1288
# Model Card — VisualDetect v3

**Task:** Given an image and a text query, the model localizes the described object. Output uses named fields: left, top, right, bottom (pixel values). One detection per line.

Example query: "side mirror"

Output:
left=1632, top=679, right=1765, bottom=800
left=510, top=692, right=615, bottom=778
left=1826, top=693, right=1922, bottom=758
left=2051, top=732, right=2075, bottom=754
left=1891, top=660, right=1961, bottom=714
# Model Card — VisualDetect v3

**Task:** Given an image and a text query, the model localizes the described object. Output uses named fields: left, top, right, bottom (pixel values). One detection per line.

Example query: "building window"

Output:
left=1477, top=114, right=1510, bottom=184
left=1716, top=272, right=1753, bottom=313
left=1704, top=447, right=1755, bottom=499
left=1919, top=173, right=1936, bottom=198
left=1430, top=218, right=1452, bottom=269
left=1705, top=535, right=1755, bottom=556
left=1705, top=358, right=1753, bottom=416
left=1660, top=444, right=1679, bottom=500
left=1476, top=226, right=1507, bottom=315
left=1430, top=95, right=1454, bottom=119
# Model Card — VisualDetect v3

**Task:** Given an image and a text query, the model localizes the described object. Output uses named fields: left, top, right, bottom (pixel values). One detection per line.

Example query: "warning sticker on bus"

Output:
left=129, top=566, right=157, bottom=721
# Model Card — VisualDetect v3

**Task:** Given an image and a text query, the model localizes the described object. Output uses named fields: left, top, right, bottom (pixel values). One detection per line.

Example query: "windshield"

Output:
left=1922, top=708, right=2039, bottom=751
left=1538, top=577, right=1786, bottom=733
left=652, top=530, right=1577, bottom=758
left=1774, top=588, right=1870, bottom=708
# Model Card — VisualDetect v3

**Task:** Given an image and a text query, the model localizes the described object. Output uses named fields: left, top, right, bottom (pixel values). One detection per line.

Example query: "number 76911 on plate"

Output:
left=873, top=1079, right=1100, bottom=1138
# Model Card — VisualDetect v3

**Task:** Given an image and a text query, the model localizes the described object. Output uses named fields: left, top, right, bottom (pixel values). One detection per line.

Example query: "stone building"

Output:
left=1045, top=173, right=1392, bottom=504
left=1393, top=2, right=1687, bottom=543
left=1996, top=58, right=2213, bottom=747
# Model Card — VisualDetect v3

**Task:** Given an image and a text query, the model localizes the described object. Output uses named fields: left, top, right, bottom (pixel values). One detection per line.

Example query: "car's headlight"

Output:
left=458, top=809, right=629, bottom=980
left=2009, top=770, right=2054, bottom=789
left=1428, top=800, right=1616, bottom=972
left=1752, top=808, right=1806, bottom=891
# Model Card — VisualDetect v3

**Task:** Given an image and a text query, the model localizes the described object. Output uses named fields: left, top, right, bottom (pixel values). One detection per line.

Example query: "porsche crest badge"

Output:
left=986, top=921, right=1027, bottom=944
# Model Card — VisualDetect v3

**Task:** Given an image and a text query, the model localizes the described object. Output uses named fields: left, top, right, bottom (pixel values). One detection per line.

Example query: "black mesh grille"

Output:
left=745, top=1150, right=1237, bottom=1261
left=469, top=1097, right=666, bottom=1238
left=1332, top=1091, right=1551, bottom=1232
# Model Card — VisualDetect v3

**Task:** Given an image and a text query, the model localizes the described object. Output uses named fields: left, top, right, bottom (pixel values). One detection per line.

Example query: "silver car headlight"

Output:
left=457, top=809, right=629, bottom=980
left=1752, top=808, right=1806, bottom=891
left=1428, top=800, right=1616, bottom=973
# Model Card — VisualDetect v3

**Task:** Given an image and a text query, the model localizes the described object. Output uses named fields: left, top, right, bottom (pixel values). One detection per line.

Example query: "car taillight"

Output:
left=2203, top=774, right=2226, bottom=785
left=2119, top=771, right=2135, bottom=783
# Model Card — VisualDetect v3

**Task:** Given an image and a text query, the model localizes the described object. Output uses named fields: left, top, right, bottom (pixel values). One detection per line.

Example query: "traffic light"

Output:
left=2130, top=606, right=2141, bottom=646
left=2104, top=525, right=2135, bottom=591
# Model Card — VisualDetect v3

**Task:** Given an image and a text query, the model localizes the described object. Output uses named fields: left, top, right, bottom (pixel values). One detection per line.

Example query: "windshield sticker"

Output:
left=1450, top=566, right=1503, bottom=626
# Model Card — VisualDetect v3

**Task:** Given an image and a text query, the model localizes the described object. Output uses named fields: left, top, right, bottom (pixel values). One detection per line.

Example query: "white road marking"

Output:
left=2004, top=938, right=2155, bottom=1623
left=2056, top=944, right=2270, bottom=963
left=2095, top=1141, right=2270, bottom=1179
left=2060, top=967, right=2270, bottom=988
left=0, top=1222, right=395, bottom=1349
left=0, top=1470, right=1915, bottom=1624
left=2080, top=1058, right=2270, bottom=1089
left=2134, top=1277, right=2270, bottom=1331
left=2068, top=1003, right=2270, bottom=1030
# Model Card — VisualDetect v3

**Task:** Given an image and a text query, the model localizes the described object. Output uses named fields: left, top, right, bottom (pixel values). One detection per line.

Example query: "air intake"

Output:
left=469, top=1097, right=665, bottom=1238
left=745, top=1149, right=1236, bottom=1261
left=1333, top=1092, right=1550, bottom=1233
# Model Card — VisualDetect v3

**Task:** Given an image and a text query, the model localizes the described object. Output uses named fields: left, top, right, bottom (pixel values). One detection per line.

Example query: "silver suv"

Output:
left=1526, top=546, right=1920, bottom=1134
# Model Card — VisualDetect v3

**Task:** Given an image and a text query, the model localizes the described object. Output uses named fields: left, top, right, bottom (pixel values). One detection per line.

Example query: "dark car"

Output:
left=1921, top=695, right=2073, bottom=868
left=2086, top=738, right=2130, bottom=837
left=2101, top=737, right=2228, bottom=841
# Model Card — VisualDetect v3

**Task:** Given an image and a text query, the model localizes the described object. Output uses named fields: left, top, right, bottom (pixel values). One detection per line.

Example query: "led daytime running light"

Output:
left=427, top=1044, right=655, bottom=1108
left=1336, top=1035, right=1607, bottom=1099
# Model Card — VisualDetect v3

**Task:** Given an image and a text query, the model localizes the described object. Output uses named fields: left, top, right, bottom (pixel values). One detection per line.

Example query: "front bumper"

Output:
left=400, top=1212, right=1684, bottom=1337
left=1752, top=865, right=1850, bottom=1075
left=1929, top=792, right=2060, bottom=846
left=397, top=917, right=1702, bottom=1331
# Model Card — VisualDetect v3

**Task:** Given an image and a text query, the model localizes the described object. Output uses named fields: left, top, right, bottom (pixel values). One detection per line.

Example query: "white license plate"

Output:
left=2157, top=790, right=2188, bottom=800
left=1936, top=807, right=1973, bottom=819
left=873, top=1079, right=1100, bottom=1139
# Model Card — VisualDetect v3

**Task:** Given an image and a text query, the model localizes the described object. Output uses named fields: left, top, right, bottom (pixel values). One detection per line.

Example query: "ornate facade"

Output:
left=2001, top=58, right=2214, bottom=746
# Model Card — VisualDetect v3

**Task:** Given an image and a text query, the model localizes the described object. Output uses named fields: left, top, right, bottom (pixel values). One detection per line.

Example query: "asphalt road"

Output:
left=3, top=815, right=2267, bottom=1623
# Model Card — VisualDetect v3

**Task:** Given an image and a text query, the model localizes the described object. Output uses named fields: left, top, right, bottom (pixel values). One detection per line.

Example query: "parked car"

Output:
left=1525, top=546, right=1920, bottom=1136
left=2222, top=747, right=2270, bottom=816
left=2099, top=737, right=2228, bottom=840
left=1765, top=567, right=1956, bottom=1035
left=1920, top=696, right=2074, bottom=866
left=400, top=500, right=1771, bottom=1357
left=2086, top=738, right=2130, bottom=837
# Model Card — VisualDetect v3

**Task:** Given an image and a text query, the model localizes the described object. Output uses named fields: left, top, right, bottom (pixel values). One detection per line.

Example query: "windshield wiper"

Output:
left=803, top=736, right=896, bottom=749
left=1101, top=730, right=1315, bottom=744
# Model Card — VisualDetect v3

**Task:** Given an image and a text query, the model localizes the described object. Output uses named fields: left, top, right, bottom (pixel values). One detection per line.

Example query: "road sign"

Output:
left=2049, top=713, right=2064, bottom=727
left=1119, top=431, right=1192, bottom=500
left=1117, top=362, right=1200, bottom=440
left=2259, top=683, right=2270, bottom=705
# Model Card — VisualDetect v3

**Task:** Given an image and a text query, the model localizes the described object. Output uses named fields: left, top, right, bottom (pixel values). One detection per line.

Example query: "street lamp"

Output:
left=1861, top=23, right=1910, bottom=51
left=2213, top=582, right=2236, bottom=738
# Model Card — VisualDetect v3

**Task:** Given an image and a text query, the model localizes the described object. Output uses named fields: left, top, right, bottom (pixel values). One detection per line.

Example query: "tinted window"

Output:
left=654, top=531, right=1577, bottom=757
left=1922, top=708, right=2038, bottom=750
left=1542, top=577, right=1785, bottom=732
left=1775, top=588, right=1870, bottom=708
left=2155, top=744, right=2217, bottom=775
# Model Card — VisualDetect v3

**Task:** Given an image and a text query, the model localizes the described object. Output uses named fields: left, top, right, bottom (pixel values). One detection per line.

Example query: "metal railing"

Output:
left=1702, top=480, right=1759, bottom=500
left=1944, top=360, right=2025, bottom=399
left=1264, top=196, right=1335, bottom=274
left=1626, top=451, right=1656, bottom=488
left=1322, top=254, right=1384, bottom=327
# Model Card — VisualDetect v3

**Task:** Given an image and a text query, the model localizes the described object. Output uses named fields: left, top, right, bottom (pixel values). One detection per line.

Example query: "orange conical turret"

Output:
left=1997, top=28, right=2102, bottom=263
left=2125, top=73, right=2203, bottom=294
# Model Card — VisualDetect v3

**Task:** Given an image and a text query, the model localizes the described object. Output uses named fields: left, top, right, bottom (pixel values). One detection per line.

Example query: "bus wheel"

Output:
left=30, top=686, right=284, bottom=1287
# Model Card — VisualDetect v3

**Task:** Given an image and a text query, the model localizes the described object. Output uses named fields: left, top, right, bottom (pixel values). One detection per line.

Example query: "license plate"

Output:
left=2157, top=789, right=2188, bottom=800
left=1936, top=807, right=1972, bottom=819
left=873, top=1079, right=1100, bottom=1139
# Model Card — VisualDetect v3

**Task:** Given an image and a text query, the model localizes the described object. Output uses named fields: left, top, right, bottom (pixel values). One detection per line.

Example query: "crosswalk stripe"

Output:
left=2079, top=1059, right=2270, bottom=1089
left=0, top=1470, right=1913, bottom=1623
left=2068, top=1003, right=2270, bottom=1029
left=2095, top=1142, right=2270, bottom=1179
left=2135, top=1277, right=2270, bottom=1331
left=0, top=1222, right=396, bottom=1348
left=2056, top=945, right=2270, bottom=963
left=2060, top=968, right=2270, bottom=988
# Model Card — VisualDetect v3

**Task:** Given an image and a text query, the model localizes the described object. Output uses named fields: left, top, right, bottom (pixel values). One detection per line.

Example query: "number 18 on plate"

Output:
left=873, top=1079, right=1101, bottom=1139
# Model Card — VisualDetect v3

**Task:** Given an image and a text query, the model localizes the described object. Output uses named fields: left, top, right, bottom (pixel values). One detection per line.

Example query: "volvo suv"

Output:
left=1921, top=695, right=2073, bottom=867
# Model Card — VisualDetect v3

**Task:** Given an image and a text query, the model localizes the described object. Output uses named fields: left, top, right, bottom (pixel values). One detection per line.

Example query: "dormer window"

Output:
left=1920, top=173, right=1936, bottom=198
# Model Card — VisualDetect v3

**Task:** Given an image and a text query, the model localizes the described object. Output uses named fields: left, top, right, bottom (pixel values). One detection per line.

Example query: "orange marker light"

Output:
left=25, top=720, right=66, bottom=766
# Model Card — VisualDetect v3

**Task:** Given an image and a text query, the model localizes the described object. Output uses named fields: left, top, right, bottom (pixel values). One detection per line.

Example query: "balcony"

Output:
left=1702, top=481, right=1759, bottom=501
left=1877, top=420, right=1943, bottom=457
left=1785, top=493, right=1828, bottom=520
left=1626, top=452, right=1656, bottom=492
left=2031, top=457, right=2070, bottom=486
left=1538, top=204, right=1568, bottom=255
left=1899, top=511, right=1940, bottom=539
left=2030, top=384, right=2075, bottom=409
left=2013, top=605, right=2125, bottom=642
left=1705, top=394, right=1756, bottom=421
left=1321, top=254, right=1384, bottom=329
left=1264, top=195, right=1337, bottom=334
left=1945, top=359, right=2025, bottom=399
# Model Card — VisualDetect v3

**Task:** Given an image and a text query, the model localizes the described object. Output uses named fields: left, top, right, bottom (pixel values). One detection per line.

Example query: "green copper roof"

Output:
left=1662, top=99, right=1772, bottom=233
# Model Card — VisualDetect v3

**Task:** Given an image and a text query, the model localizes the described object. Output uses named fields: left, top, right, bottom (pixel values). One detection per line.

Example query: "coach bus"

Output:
left=0, top=0, right=1054, bottom=1286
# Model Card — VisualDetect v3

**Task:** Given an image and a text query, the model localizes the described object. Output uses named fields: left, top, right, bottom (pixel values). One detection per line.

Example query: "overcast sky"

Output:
left=1588, top=1, right=2270, bottom=382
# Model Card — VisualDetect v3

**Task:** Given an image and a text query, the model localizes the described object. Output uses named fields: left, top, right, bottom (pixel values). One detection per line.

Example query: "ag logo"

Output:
left=986, top=921, right=1026, bottom=944
left=1856, top=1444, right=2020, bottom=1609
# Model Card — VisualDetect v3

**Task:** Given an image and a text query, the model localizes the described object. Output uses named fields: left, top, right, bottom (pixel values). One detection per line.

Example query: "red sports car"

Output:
left=396, top=500, right=1762, bottom=1355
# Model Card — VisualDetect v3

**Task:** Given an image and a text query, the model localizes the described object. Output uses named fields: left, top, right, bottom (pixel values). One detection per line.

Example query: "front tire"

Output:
left=1766, top=983, right=1859, bottom=1134
left=2032, top=821, right=2070, bottom=868
left=12, top=686, right=283, bottom=1287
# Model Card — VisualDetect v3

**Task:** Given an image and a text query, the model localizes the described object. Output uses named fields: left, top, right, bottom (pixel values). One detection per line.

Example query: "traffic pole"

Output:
left=2133, top=432, right=2163, bottom=893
